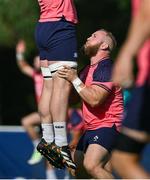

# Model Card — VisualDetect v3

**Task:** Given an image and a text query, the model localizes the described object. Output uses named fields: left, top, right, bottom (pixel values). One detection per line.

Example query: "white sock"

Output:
left=53, top=121, right=68, bottom=147
left=46, top=168, right=57, bottom=179
left=33, top=139, right=40, bottom=148
left=41, top=123, right=54, bottom=143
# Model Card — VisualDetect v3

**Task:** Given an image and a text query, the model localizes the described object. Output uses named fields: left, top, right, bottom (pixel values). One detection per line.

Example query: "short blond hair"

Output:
left=99, top=29, right=117, bottom=51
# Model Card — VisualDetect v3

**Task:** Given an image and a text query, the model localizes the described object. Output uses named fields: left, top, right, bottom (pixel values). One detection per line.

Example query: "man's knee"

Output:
left=38, top=99, right=51, bottom=119
left=21, top=117, right=31, bottom=127
left=38, top=108, right=51, bottom=121
left=83, top=158, right=98, bottom=175
left=84, top=159, right=107, bottom=178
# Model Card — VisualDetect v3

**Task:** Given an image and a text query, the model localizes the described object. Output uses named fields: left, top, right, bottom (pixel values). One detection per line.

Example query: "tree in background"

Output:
left=0, top=0, right=131, bottom=125
left=0, top=0, right=38, bottom=54
left=0, top=0, right=130, bottom=55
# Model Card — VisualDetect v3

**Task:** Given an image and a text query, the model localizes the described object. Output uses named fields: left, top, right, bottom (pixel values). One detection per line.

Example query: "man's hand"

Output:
left=57, top=65, right=78, bottom=82
left=69, top=139, right=78, bottom=151
left=16, top=39, right=26, bottom=54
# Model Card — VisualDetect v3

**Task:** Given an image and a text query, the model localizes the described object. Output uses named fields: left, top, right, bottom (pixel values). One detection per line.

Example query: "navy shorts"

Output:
left=76, top=125, right=119, bottom=153
left=123, top=82, right=150, bottom=133
left=35, top=19, right=78, bottom=61
left=114, top=132, right=147, bottom=153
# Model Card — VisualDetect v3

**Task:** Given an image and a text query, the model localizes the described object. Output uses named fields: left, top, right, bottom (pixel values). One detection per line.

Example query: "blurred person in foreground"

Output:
left=57, top=29, right=123, bottom=179
left=16, top=40, right=57, bottom=179
left=34, top=0, right=78, bottom=175
left=112, top=0, right=150, bottom=178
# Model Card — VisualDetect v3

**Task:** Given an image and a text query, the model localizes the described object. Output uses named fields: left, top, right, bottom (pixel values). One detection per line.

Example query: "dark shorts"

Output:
left=114, top=132, right=147, bottom=153
left=123, top=83, right=150, bottom=133
left=35, top=19, right=78, bottom=61
left=76, top=125, right=119, bottom=153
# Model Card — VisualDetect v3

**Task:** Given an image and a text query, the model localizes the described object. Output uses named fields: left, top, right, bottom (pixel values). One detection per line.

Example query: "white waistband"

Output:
left=49, top=61, right=77, bottom=72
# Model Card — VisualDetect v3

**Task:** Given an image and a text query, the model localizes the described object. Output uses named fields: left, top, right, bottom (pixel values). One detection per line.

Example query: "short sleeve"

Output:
left=92, top=59, right=113, bottom=92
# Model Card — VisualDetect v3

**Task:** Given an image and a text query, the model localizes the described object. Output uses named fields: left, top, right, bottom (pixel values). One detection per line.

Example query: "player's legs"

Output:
left=74, top=144, right=112, bottom=179
left=112, top=150, right=150, bottom=178
left=21, top=112, right=43, bottom=164
left=48, top=61, right=77, bottom=174
left=37, top=71, right=77, bottom=172
left=36, top=60, right=63, bottom=168
left=46, top=20, right=78, bottom=149
left=38, top=60, right=54, bottom=144
left=36, top=20, right=77, bottom=147
left=35, top=22, right=54, bottom=142
left=112, top=131, right=150, bottom=178
left=35, top=20, right=77, bottom=172
left=21, top=112, right=41, bottom=140
left=112, top=84, right=150, bottom=178
left=49, top=62, right=77, bottom=147
left=84, top=144, right=113, bottom=179
left=46, top=20, right=77, bottom=173
left=75, top=126, right=118, bottom=179
left=50, top=73, right=71, bottom=146
left=104, top=159, right=112, bottom=172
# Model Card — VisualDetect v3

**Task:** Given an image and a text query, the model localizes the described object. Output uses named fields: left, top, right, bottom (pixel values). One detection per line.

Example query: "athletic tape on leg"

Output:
left=49, top=61, right=77, bottom=76
left=41, top=67, right=52, bottom=79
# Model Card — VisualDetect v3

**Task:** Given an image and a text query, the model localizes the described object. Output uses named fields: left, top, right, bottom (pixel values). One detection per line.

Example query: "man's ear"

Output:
left=100, top=42, right=109, bottom=50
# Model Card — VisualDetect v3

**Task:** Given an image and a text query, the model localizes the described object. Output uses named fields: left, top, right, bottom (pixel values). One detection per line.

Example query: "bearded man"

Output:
left=57, top=29, right=123, bottom=179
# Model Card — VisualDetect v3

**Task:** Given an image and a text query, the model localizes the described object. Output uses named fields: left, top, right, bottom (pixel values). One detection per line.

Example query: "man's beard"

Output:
left=82, top=43, right=99, bottom=57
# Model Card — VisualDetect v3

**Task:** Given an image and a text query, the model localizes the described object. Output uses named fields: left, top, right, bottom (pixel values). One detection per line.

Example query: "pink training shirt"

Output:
left=80, top=59, right=123, bottom=131
left=132, top=0, right=139, bottom=17
left=32, top=71, right=43, bottom=103
left=37, top=0, right=78, bottom=23
left=132, top=0, right=150, bottom=86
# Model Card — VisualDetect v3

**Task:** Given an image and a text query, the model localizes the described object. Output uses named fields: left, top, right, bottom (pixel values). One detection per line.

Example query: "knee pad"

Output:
left=49, top=61, right=77, bottom=77
left=41, top=67, right=52, bottom=80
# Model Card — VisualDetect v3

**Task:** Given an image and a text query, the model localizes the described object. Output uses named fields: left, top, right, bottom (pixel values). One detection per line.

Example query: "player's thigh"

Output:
left=113, top=149, right=139, bottom=165
left=84, top=144, right=109, bottom=168
left=37, top=59, right=53, bottom=113
left=38, top=78, right=53, bottom=114
left=83, top=126, right=118, bottom=168
left=50, top=61, right=77, bottom=97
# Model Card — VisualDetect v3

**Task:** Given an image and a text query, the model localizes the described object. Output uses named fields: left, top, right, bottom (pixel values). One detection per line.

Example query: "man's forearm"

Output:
left=71, top=77, right=104, bottom=107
